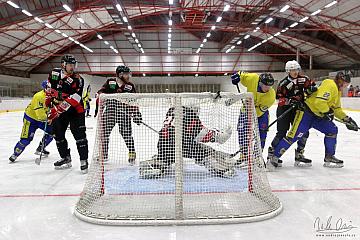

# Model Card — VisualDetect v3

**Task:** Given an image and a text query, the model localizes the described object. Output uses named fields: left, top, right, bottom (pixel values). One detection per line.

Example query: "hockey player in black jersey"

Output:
left=97, top=65, right=141, bottom=165
left=45, top=54, right=89, bottom=173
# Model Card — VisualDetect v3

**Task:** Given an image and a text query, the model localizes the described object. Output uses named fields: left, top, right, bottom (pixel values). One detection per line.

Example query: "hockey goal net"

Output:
left=74, top=92, right=282, bottom=225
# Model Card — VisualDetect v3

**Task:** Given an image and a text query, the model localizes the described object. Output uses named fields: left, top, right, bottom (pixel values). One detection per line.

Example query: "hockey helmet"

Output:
left=116, top=65, right=131, bottom=76
left=285, top=60, right=301, bottom=73
left=335, top=71, right=351, bottom=83
left=61, top=54, right=77, bottom=66
left=259, top=73, right=275, bottom=86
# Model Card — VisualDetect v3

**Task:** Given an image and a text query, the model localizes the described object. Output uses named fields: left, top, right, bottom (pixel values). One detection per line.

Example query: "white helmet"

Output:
left=285, top=60, right=301, bottom=73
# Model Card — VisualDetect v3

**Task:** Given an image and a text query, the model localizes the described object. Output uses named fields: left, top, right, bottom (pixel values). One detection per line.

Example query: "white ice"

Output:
left=0, top=106, right=360, bottom=240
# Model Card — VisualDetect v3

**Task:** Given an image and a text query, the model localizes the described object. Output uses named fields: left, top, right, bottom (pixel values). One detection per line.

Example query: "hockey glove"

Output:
left=48, top=101, right=71, bottom=123
left=323, top=109, right=334, bottom=121
left=231, top=72, right=241, bottom=85
left=289, top=98, right=304, bottom=109
left=44, top=88, right=53, bottom=107
left=305, top=85, right=318, bottom=95
left=343, top=116, right=358, bottom=131
left=133, top=111, right=143, bottom=125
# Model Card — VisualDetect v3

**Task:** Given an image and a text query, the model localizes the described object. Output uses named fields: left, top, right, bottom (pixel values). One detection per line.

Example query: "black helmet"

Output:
left=61, top=54, right=77, bottom=65
left=335, top=71, right=351, bottom=83
left=116, top=65, right=131, bottom=76
left=259, top=73, right=275, bottom=86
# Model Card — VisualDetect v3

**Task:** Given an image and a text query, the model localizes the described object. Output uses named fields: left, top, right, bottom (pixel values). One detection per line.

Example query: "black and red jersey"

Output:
left=276, top=74, right=315, bottom=106
left=46, top=68, right=84, bottom=113
left=97, top=78, right=136, bottom=94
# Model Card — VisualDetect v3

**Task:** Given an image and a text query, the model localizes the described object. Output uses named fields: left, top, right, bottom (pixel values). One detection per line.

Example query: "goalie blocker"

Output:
left=139, top=106, right=234, bottom=178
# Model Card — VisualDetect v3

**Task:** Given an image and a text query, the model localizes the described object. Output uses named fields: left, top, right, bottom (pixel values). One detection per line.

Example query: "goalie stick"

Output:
left=141, top=121, right=159, bottom=134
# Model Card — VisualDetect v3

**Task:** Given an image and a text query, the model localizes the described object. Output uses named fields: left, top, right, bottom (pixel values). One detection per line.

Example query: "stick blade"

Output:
left=35, top=158, right=41, bottom=165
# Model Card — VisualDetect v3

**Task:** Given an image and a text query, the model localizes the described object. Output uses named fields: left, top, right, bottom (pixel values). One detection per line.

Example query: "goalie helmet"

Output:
left=285, top=60, right=301, bottom=73
left=259, top=73, right=275, bottom=86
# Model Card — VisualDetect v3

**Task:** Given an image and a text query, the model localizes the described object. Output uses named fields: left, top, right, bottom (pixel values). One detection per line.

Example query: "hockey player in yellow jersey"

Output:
left=268, top=72, right=358, bottom=170
left=9, top=80, right=54, bottom=163
left=231, top=71, right=276, bottom=152
left=83, top=85, right=92, bottom=117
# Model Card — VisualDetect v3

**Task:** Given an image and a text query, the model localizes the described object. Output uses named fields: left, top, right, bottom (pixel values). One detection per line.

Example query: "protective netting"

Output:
left=74, top=92, right=282, bottom=225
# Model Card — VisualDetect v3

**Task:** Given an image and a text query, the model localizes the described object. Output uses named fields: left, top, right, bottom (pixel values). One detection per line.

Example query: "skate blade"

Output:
left=54, top=163, right=72, bottom=170
left=323, top=162, right=344, bottom=168
left=266, top=160, right=276, bottom=172
left=265, top=159, right=282, bottom=168
left=81, top=169, right=88, bottom=174
left=294, top=162, right=312, bottom=168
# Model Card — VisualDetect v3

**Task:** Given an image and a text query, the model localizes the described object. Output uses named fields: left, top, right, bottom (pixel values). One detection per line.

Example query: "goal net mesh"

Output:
left=74, top=92, right=282, bottom=225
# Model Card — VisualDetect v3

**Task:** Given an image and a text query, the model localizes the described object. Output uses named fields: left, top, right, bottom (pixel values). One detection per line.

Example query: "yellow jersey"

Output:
left=83, top=89, right=91, bottom=108
left=25, top=90, right=48, bottom=122
left=305, top=79, right=346, bottom=120
left=239, top=72, right=276, bottom=117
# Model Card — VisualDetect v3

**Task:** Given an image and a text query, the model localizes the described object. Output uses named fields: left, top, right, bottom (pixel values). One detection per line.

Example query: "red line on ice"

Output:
left=0, top=187, right=360, bottom=198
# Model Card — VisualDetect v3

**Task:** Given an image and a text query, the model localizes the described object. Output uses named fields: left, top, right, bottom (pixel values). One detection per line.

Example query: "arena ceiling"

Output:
left=0, top=0, right=359, bottom=76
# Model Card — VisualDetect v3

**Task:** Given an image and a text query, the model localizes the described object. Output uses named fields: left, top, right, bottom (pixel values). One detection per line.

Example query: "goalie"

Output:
left=139, top=106, right=235, bottom=178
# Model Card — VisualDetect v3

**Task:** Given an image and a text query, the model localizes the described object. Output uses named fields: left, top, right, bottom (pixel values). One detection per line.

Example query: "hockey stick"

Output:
left=232, top=83, right=241, bottom=93
left=141, top=121, right=160, bottom=134
left=266, top=104, right=296, bottom=130
left=67, top=126, right=93, bottom=130
left=35, top=120, right=49, bottom=165
left=214, top=91, right=222, bottom=100
left=236, top=84, right=241, bottom=93
left=334, top=118, right=360, bottom=130
left=230, top=148, right=243, bottom=158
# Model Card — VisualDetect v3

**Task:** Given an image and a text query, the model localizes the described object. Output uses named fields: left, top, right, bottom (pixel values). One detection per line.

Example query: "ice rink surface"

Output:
left=1, top=106, right=360, bottom=240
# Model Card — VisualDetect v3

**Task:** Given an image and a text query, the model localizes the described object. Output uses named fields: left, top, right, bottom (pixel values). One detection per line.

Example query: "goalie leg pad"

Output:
left=139, top=155, right=169, bottom=178
left=195, top=126, right=232, bottom=144
left=204, top=150, right=236, bottom=178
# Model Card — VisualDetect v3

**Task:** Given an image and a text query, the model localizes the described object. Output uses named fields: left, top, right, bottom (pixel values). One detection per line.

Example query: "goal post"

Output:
left=74, top=92, right=282, bottom=225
